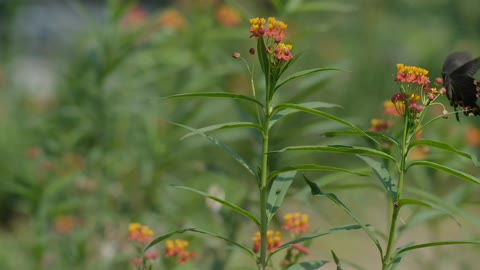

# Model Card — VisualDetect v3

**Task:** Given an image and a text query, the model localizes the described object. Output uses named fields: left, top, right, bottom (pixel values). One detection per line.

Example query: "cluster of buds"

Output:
left=128, top=223, right=159, bottom=268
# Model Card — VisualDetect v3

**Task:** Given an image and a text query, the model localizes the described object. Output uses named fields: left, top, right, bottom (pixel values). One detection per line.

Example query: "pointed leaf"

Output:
left=171, top=185, right=260, bottom=226
left=173, top=123, right=257, bottom=177
left=357, top=155, right=397, bottom=202
left=271, top=103, right=378, bottom=144
left=392, top=241, right=480, bottom=261
left=303, top=175, right=383, bottom=257
left=287, top=261, right=329, bottom=270
left=267, top=171, right=296, bottom=222
left=331, top=250, right=342, bottom=270
left=144, top=227, right=256, bottom=258
left=408, top=140, right=480, bottom=166
left=275, top=68, right=344, bottom=91
left=272, top=145, right=395, bottom=162
left=269, top=224, right=364, bottom=258
left=407, top=160, right=480, bottom=185
left=269, top=164, right=369, bottom=182
left=398, top=198, right=460, bottom=226
left=270, top=101, right=341, bottom=128
left=158, top=92, right=263, bottom=107
left=180, top=122, right=262, bottom=140
left=406, top=187, right=480, bottom=227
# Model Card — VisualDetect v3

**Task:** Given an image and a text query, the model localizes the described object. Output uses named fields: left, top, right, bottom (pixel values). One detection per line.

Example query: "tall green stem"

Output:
left=382, top=115, right=410, bottom=270
left=258, top=83, right=272, bottom=270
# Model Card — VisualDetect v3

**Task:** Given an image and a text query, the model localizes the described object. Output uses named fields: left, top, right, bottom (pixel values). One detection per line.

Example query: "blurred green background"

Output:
left=0, top=0, right=479, bottom=269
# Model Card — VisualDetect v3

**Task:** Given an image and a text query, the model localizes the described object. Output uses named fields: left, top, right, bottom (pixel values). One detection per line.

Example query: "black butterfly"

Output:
left=442, top=52, right=480, bottom=120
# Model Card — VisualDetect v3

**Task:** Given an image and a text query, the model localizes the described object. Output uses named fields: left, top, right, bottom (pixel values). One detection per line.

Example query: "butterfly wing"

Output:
left=442, top=52, right=480, bottom=119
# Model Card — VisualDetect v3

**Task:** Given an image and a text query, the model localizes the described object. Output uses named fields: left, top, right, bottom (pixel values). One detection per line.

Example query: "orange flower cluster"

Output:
left=165, top=239, right=197, bottom=264
left=252, top=230, right=283, bottom=253
left=283, top=213, right=310, bottom=234
left=249, top=17, right=293, bottom=61
left=395, top=64, right=430, bottom=86
left=128, top=223, right=154, bottom=244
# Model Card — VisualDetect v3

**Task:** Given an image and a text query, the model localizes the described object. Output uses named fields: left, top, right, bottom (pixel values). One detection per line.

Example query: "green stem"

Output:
left=382, top=115, right=410, bottom=270
left=258, top=90, right=272, bottom=270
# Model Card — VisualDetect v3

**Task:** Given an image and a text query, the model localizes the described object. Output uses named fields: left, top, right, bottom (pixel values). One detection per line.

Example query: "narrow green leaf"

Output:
left=269, top=164, right=369, bottom=182
left=407, top=160, right=480, bottom=185
left=270, top=101, right=341, bottom=128
left=269, top=224, right=364, bottom=258
left=157, top=92, right=263, bottom=107
left=144, top=227, right=256, bottom=258
left=406, top=187, right=480, bottom=227
left=180, top=122, right=262, bottom=140
left=173, top=123, right=257, bottom=177
left=171, top=185, right=260, bottom=226
left=287, top=261, right=329, bottom=270
left=408, top=140, right=480, bottom=166
left=303, top=175, right=383, bottom=258
left=272, top=145, right=395, bottom=162
left=392, top=241, right=480, bottom=261
left=323, top=130, right=400, bottom=147
left=267, top=171, right=295, bottom=222
left=398, top=198, right=460, bottom=226
left=275, top=68, right=343, bottom=91
left=331, top=250, right=342, bottom=270
left=271, top=103, right=379, bottom=144
left=356, top=156, right=397, bottom=202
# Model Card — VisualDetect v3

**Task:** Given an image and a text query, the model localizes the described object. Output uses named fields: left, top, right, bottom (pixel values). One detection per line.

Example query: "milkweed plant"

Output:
left=137, top=17, right=480, bottom=270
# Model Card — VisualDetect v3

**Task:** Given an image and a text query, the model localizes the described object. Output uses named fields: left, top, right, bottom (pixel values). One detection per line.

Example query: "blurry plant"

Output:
left=128, top=223, right=159, bottom=270
left=145, top=16, right=375, bottom=270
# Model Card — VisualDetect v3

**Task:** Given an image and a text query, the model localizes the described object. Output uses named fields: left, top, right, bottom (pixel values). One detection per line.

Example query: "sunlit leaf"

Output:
left=267, top=171, right=296, bottom=222
left=408, top=140, right=480, bottom=166
left=357, top=155, right=397, bottom=202
left=303, top=175, right=383, bottom=258
left=272, top=145, right=395, bottom=162
left=180, top=122, right=262, bottom=140
left=270, top=101, right=341, bottom=128
left=144, top=227, right=256, bottom=258
left=171, top=185, right=260, bottom=226
left=173, top=123, right=257, bottom=177
left=157, top=92, right=264, bottom=107
left=287, top=261, right=329, bottom=270
left=407, top=160, right=480, bottom=185
left=275, top=68, right=344, bottom=91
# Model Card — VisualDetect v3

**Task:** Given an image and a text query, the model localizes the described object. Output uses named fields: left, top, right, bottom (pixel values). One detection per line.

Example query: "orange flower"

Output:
left=466, top=125, right=480, bottom=147
left=128, top=223, right=154, bottom=244
left=157, top=9, right=186, bottom=30
left=165, top=239, right=196, bottom=264
left=252, top=230, right=282, bottom=253
left=216, top=5, right=241, bottom=27
left=274, top=43, right=293, bottom=61
left=283, top=213, right=309, bottom=234
left=55, top=215, right=75, bottom=234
